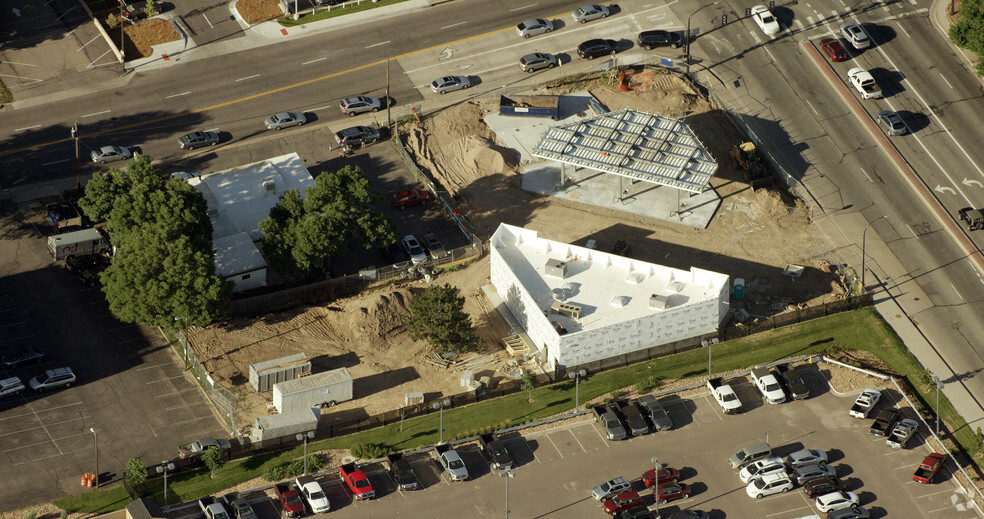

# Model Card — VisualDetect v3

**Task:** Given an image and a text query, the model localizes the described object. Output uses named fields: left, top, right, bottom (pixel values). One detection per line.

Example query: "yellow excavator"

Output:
left=730, top=141, right=768, bottom=182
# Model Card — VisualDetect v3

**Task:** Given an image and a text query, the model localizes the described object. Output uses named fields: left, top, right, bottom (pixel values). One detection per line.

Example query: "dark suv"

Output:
left=638, top=30, right=682, bottom=50
left=577, top=39, right=620, bottom=59
left=802, top=475, right=844, bottom=498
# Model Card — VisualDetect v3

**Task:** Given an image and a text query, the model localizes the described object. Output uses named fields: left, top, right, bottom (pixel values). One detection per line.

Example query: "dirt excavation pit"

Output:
left=189, top=71, right=846, bottom=432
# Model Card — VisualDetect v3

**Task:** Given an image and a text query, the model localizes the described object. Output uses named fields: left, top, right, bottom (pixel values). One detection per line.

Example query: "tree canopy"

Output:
left=950, top=0, right=984, bottom=76
left=406, top=283, right=480, bottom=356
left=259, top=165, right=397, bottom=275
left=78, top=155, right=232, bottom=329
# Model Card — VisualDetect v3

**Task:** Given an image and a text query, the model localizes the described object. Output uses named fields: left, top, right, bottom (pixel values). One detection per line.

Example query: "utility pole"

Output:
left=386, top=58, right=391, bottom=131
left=120, top=2, right=125, bottom=68
left=72, top=121, right=80, bottom=192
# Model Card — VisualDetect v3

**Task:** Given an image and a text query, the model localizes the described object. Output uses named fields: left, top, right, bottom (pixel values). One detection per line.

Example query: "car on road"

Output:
left=577, top=39, right=620, bottom=59
left=638, top=30, right=682, bottom=50
left=519, top=52, right=557, bottom=73
left=637, top=395, right=673, bottom=431
left=430, top=75, right=471, bottom=94
left=0, top=377, right=26, bottom=398
left=439, top=449, right=469, bottom=481
left=820, top=37, right=849, bottom=62
left=90, top=145, right=132, bottom=164
left=786, top=448, right=828, bottom=469
left=841, top=23, right=870, bottom=49
left=402, top=235, right=427, bottom=264
left=816, top=491, right=860, bottom=512
left=333, top=126, right=380, bottom=146
left=391, top=189, right=429, bottom=209
left=827, top=505, right=870, bottom=519
left=264, top=112, right=306, bottom=130
left=739, top=457, right=786, bottom=484
left=654, top=482, right=690, bottom=504
left=29, top=367, right=76, bottom=391
left=803, top=475, right=844, bottom=498
left=877, top=110, right=907, bottom=136
left=177, top=131, right=219, bottom=150
left=571, top=4, right=609, bottom=24
left=751, top=5, right=780, bottom=36
left=516, top=18, right=553, bottom=38
left=746, top=471, right=794, bottom=498
left=642, top=466, right=680, bottom=487
left=2, top=347, right=46, bottom=368
left=848, top=67, right=881, bottom=99
left=339, top=96, right=383, bottom=116
left=603, top=490, right=644, bottom=515
left=792, top=463, right=836, bottom=485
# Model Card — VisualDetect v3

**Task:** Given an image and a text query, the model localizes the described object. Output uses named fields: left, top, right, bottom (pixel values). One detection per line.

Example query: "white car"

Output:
left=841, top=22, right=870, bottom=49
left=746, top=471, right=794, bottom=498
left=751, top=5, right=780, bottom=36
left=402, top=235, right=427, bottom=264
left=848, top=67, right=882, bottom=99
left=816, top=491, right=860, bottom=512
left=440, top=449, right=469, bottom=481
left=786, top=448, right=828, bottom=468
left=739, top=457, right=786, bottom=484
left=571, top=4, right=609, bottom=24
left=0, top=377, right=26, bottom=398
left=516, top=18, right=553, bottom=38
left=430, top=75, right=471, bottom=95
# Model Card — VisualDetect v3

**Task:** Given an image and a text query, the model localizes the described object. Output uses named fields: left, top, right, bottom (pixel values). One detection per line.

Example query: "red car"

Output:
left=602, top=490, right=644, bottom=515
left=654, top=482, right=690, bottom=504
left=641, top=467, right=680, bottom=488
left=391, top=189, right=429, bottom=209
left=820, top=37, right=849, bottom=62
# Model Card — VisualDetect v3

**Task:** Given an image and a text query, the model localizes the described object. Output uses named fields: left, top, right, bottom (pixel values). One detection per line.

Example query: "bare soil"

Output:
left=236, top=0, right=284, bottom=25
left=108, top=18, right=180, bottom=60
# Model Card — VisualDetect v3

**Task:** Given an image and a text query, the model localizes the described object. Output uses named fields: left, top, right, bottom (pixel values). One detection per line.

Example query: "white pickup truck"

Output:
left=708, top=377, right=742, bottom=414
left=751, top=367, right=786, bottom=405
left=849, top=388, right=881, bottom=418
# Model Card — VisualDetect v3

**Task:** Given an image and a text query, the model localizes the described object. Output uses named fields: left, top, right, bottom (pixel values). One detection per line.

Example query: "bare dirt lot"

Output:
left=189, top=71, right=846, bottom=433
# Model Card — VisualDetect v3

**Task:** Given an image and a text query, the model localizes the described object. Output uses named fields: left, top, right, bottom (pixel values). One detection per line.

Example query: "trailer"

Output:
left=249, top=407, right=319, bottom=443
left=272, top=368, right=353, bottom=414
left=46, top=228, right=111, bottom=260
left=499, top=94, right=560, bottom=120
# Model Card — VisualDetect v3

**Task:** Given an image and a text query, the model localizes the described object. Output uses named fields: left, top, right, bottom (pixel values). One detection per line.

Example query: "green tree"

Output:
left=259, top=165, right=396, bottom=276
left=201, top=446, right=225, bottom=477
left=521, top=371, right=536, bottom=403
left=949, top=0, right=984, bottom=76
left=125, top=458, right=147, bottom=488
left=144, top=0, right=159, bottom=17
left=406, top=283, right=480, bottom=356
left=105, top=13, right=119, bottom=28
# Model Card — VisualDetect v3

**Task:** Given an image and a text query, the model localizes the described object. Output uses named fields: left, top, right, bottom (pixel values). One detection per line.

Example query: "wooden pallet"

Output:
left=503, top=335, right=530, bottom=356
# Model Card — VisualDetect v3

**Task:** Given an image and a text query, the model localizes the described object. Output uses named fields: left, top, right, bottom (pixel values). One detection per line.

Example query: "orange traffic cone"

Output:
left=81, top=473, right=89, bottom=487
left=87, top=473, right=95, bottom=487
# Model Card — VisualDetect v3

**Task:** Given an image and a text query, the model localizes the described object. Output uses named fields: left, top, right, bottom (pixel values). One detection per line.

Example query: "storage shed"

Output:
left=272, top=368, right=353, bottom=414
left=249, top=353, right=311, bottom=392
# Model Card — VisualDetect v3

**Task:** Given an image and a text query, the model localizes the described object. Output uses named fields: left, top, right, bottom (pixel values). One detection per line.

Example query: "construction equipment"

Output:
left=959, top=207, right=984, bottom=231
left=731, top=141, right=768, bottom=181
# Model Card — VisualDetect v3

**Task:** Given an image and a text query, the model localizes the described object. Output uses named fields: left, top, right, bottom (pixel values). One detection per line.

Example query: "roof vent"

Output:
left=545, top=259, right=567, bottom=279
left=649, top=294, right=668, bottom=310
left=611, top=295, right=629, bottom=308
left=262, top=178, right=276, bottom=194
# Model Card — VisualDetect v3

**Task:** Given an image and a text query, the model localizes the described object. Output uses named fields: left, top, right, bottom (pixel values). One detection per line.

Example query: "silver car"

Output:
left=572, top=4, right=609, bottom=24
left=439, top=449, right=469, bottom=481
left=264, top=112, right=306, bottom=130
left=877, top=110, right=907, bottom=136
left=786, top=448, right=828, bottom=469
left=519, top=52, right=557, bottom=73
left=90, top=145, right=132, bottom=164
left=792, top=463, right=836, bottom=485
left=402, top=235, right=427, bottom=264
left=840, top=22, right=870, bottom=50
left=516, top=18, right=553, bottom=38
left=177, top=131, right=220, bottom=150
left=29, top=367, right=76, bottom=391
left=339, top=96, right=382, bottom=116
left=430, top=75, right=471, bottom=95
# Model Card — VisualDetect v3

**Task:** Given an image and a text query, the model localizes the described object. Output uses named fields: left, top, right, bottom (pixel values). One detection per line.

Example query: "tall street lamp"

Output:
left=932, top=375, right=943, bottom=437
left=89, top=427, right=99, bottom=489
left=498, top=468, right=515, bottom=518
left=432, top=398, right=451, bottom=444
left=155, top=460, right=175, bottom=506
left=296, top=431, right=315, bottom=475
left=686, top=2, right=719, bottom=74
left=567, top=361, right=584, bottom=413
left=651, top=457, right=660, bottom=516
left=861, top=215, right=888, bottom=289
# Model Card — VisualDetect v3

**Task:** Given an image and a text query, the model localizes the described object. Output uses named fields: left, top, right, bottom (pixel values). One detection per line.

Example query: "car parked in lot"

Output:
left=2, top=347, right=46, bottom=368
left=752, top=367, right=786, bottom=404
left=637, top=395, right=673, bottom=431
left=223, top=492, right=257, bottom=519
left=802, top=475, right=844, bottom=498
left=380, top=242, right=408, bottom=264
left=786, top=448, right=828, bottom=469
left=816, top=491, right=860, bottom=512
left=602, top=490, right=644, bottom=515
left=119, top=0, right=150, bottom=21
left=571, top=4, right=609, bottom=23
left=592, top=476, right=632, bottom=500
left=519, top=52, right=557, bottom=73
left=577, top=39, right=620, bottom=59
left=841, top=22, right=870, bottom=49
left=439, top=449, right=469, bottom=481
left=90, top=145, right=132, bottom=164
left=431, top=75, right=471, bottom=94
left=751, top=5, right=780, bottom=36
left=638, top=30, right=681, bottom=50
left=877, top=110, right=907, bottom=136
left=792, top=463, right=836, bottom=485
left=177, top=131, right=219, bottom=150
left=334, top=126, right=381, bottom=146
left=0, top=377, right=26, bottom=398
left=614, top=401, right=649, bottom=435
left=264, top=112, right=306, bottom=130
left=776, top=363, right=809, bottom=400
left=391, top=189, right=429, bottom=209
left=79, top=265, right=107, bottom=287
left=739, top=457, right=786, bottom=484
left=654, top=482, right=690, bottom=504
left=827, top=505, right=870, bottom=519
left=848, top=67, right=881, bottom=99
left=746, top=471, right=794, bottom=498
left=820, top=37, right=849, bottom=62
left=339, top=96, right=382, bottom=116
left=423, top=233, right=446, bottom=259
left=29, top=367, right=76, bottom=391
left=516, top=18, right=553, bottom=38
left=402, top=235, right=427, bottom=264
left=66, top=254, right=105, bottom=273
left=616, top=507, right=659, bottom=519
left=641, top=466, right=680, bottom=487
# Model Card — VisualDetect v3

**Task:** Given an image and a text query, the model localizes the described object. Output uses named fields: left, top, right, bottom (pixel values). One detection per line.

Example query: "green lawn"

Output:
left=53, top=307, right=982, bottom=513
left=279, top=0, right=410, bottom=27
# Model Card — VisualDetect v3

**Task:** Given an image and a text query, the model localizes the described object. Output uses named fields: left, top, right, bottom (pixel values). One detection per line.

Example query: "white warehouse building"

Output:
left=490, top=224, right=730, bottom=371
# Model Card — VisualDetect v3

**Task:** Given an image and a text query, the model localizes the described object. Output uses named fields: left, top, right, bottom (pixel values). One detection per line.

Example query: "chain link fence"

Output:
left=176, top=330, right=239, bottom=433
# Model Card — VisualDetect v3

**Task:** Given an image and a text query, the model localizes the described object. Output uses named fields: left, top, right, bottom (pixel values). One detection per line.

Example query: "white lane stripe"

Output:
left=81, top=110, right=110, bottom=118
left=508, top=4, right=537, bottom=11
left=365, top=41, right=390, bottom=49
left=441, top=21, right=466, bottom=30
left=164, top=92, right=191, bottom=99
left=15, top=125, right=42, bottom=131
left=236, top=74, right=261, bottom=82
left=302, top=57, right=328, bottom=65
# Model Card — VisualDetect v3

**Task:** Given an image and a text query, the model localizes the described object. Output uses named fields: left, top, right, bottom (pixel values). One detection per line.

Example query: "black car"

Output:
left=2, top=347, right=46, bottom=368
left=638, top=30, right=682, bottom=50
left=387, top=453, right=418, bottom=491
left=617, top=506, right=658, bottom=519
left=577, top=39, right=620, bottom=59
left=65, top=254, right=103, bottom=273
left=776, top=363, right=809, bottom=400
left=380, top=242, right=409, bottom=264
left=120, top=1, right=149, bottom=20
left=637, top=394, right=673, bottom=431
left=803, top=475, right=844, bottom=498
left=79, top=265, right=107, bottom=287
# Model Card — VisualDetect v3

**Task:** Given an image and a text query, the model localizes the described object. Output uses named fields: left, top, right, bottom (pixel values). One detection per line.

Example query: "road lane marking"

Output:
left=14, top=125, right=42, bottom=131
left=441, top=21, right=466, bottom=30
left=860, top=168, right=873, bottom=182
left=952, top=283, right=963, bottom=300
left=365, top=41, right=390, bottom=49
left=509, top=4, right=537, bottom=11
left=81, top=110, right=111, bottom=118
left=896, top=22, right=910, bottom=38
left=236, top=74, right=261, bottom=82
left=806, top=100, right=817, bottom=115
left=303, top=57, right=328, bottom=65
left=939, top=73, right=953, bottom=89
left=42, top=159, right=71, bottom=166
left=203, top=13, right=214, bottom=28
left=165, top=91, right=191, bottom=99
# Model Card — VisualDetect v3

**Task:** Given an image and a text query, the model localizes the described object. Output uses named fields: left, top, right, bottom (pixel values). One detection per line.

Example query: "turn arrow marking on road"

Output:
left=440, top=48, right=456, bottom=60
left=962, top=178, right=984, bottom=188
left=935, top=185, right=957, bottom=195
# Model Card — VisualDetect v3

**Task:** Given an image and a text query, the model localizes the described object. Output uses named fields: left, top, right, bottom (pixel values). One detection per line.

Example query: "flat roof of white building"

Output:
left=491, top=224, right=729, bottom=334
left=213, top=232, right=266, bottom=277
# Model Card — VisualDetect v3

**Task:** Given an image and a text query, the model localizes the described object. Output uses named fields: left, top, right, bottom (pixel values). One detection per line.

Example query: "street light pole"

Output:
left=651, top=457, right=660, bottom=516
left=686, top=2, right=719, bottom=75
left=567, top=359, right=582, bottom=413
left=296, top=431, right=315, bottom=475
left=932, top=376, right=943, bottom=437
left=89, top=427, right=99, bottom=489
left=156, top=461, right=175, bottom=506
left=498, top=468, right=515, bottom=519
left=861, top=215, right=888, bottom=289
left=432, top=398, right=451, bottom=444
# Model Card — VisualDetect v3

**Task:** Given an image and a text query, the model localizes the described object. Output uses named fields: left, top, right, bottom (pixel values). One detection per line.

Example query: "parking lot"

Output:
left=225, top=366, right=976, bottom=518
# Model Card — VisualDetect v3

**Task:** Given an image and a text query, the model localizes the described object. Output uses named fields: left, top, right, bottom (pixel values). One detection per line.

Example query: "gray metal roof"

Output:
left=531, top=108, right=717, bottom=194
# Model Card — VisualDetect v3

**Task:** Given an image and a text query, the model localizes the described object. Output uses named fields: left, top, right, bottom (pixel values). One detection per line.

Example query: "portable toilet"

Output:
left=733, top=278, right=745, bottom=300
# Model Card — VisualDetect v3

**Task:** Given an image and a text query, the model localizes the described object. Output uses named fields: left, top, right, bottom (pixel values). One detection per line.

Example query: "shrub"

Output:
left=124, top=457, right=148, bottom=487
left=24, top=512, right=36, bottom=519
left=635, top=375, right=661, bottom=394
left=351, top=443, right=389, bottom=460
left=263, top=454, right=325, bottom=481
left=106, top=13, right=119, bottom=28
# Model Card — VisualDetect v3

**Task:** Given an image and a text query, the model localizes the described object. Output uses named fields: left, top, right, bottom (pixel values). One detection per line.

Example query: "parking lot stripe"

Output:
left=567, top=429, right=588, bottom=453
left=545, top=433, right=565, bottom=458
left=918, top=488, right=957, bottom=498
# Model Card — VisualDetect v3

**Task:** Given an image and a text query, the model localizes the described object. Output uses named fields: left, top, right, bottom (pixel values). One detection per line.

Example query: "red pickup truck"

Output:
left=913, top=453, right=946, bottom=483
left=274, top=483, right=305, bottom=518
left=340, top=462, right=375, bottom=500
